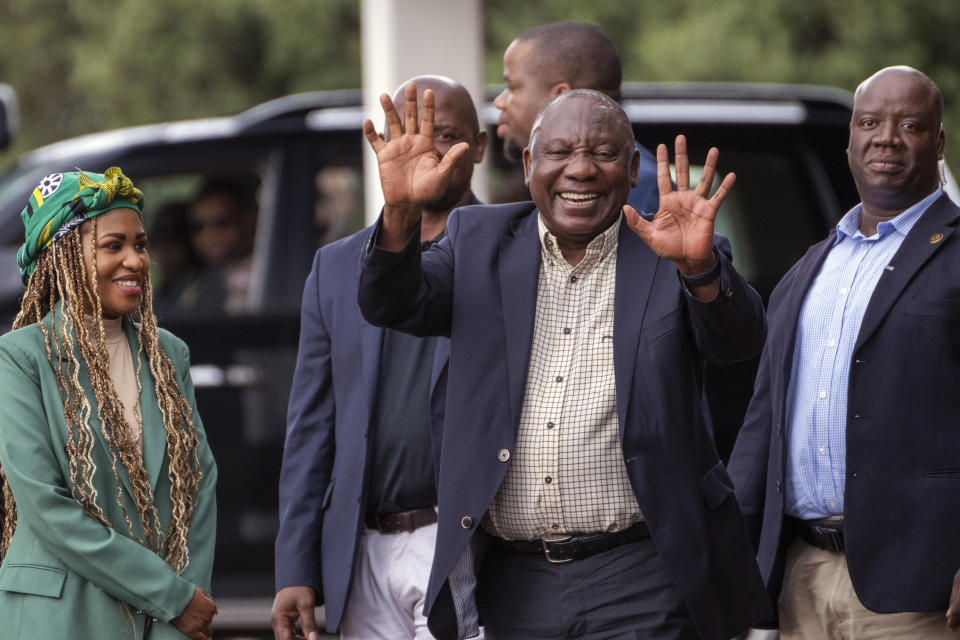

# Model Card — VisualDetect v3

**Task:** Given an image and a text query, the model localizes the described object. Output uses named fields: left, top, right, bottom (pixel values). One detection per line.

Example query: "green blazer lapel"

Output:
left=44, top=309, right=140, bottom=503
left=124, top=319, right=166, bottom=492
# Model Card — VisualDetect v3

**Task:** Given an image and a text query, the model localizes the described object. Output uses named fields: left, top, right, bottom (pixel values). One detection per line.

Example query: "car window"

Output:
left=139, top=173, right=260, bottom=319
left=709, top=149, right=829, bottom=299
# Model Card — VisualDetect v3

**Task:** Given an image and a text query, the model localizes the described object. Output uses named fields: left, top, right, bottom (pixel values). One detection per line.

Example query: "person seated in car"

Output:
left=174, top=178, right=257, bottom=315
left=148, top=200, right=200, bottom=316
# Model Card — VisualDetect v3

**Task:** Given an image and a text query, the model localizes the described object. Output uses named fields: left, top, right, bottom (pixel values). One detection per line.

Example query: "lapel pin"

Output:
left=930, top=233, right=944, bottom=244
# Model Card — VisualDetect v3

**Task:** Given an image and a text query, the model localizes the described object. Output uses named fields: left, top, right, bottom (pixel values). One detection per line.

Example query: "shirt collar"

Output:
left=421, top=228, right=446, bottom=251
left=835, top=187, right=942, bottom=244
left=537, top=213, right=621, bottom=270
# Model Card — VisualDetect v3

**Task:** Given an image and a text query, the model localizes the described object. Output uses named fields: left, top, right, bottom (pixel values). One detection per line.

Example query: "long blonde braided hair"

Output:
left=0, top=218, right=202, bottom=573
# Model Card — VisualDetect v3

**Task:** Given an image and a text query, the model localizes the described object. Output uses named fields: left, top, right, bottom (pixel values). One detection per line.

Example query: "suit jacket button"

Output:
left=776, top=480, right=783, bottom=494
left=498, top=448, right=510, bottom=462
left=460, top=515, right=473, bottom=529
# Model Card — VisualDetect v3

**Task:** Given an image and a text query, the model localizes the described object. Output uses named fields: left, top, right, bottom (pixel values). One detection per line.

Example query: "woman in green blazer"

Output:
left=0, top=168, right=218, bottom=640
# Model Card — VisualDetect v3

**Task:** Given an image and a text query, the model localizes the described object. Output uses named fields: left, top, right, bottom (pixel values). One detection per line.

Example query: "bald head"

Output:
left=855, top=66, right=943, bottom=128
left=388, top=75, right=486, bottom=215
left=516, top=22, right=622, bottom=101
left=390, top=74, right=480, bottom=138
left=530, top=90, right=633, bottom=151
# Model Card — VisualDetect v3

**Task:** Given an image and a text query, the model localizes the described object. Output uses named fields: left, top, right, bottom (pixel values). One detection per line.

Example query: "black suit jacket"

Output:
left=359, top=202, right=772, bottom=639
left=728, top=193, right=960, bottom=614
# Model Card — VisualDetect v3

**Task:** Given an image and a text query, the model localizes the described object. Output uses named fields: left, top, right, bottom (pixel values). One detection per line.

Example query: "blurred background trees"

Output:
left=2, top=0, right=958, bottom=167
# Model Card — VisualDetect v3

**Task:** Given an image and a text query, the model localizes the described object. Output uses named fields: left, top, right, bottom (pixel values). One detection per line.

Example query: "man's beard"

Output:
left=424, top=184, right=464, bottom=214
left=502, top=137, right=524, bottom=163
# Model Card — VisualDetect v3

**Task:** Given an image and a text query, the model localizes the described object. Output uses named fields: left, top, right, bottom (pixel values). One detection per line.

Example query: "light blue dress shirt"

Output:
left=784, top=188, right=942, bottom=519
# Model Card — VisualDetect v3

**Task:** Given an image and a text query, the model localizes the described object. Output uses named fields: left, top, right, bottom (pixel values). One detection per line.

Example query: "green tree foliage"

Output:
left=0, top=0, right=360, bottom=164
left=486, top=0, right=960, bottom=165
left=2, top=0, right=959, bottom=166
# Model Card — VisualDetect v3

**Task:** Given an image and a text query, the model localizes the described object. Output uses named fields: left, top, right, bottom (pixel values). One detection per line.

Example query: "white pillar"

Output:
left=361, top=0, right=487, bottom=225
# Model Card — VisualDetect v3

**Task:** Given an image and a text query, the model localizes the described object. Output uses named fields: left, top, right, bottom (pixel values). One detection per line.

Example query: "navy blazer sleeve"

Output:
left=275, top=249, right=336, bottom=598
left=684, top=235, right=767, bottom=365
left=358, top=217, right=456, bottom=337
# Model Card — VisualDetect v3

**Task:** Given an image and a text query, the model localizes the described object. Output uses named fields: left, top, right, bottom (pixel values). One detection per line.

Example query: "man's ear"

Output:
left=938, top=127, right=946, bottom=159
left=629, top=148, right=641, bottom=188
left=523, top=146, right=533, bottom=187
left=474, top=131, right=488, bottom=164
left=551, top=82, right=571, bottom=97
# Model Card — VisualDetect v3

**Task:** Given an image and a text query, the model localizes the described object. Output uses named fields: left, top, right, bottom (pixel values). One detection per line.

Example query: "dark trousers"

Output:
left=476, top=537, right=699, bottom=639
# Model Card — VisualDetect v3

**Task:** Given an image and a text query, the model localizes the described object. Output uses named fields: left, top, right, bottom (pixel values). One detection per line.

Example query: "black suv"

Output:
left=2, top=83, right=948, bottom=637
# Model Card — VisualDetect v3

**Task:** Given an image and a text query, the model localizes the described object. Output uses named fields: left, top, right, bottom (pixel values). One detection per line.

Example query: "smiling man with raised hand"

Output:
left=358, top=84, right=770, bottom=639
left=728, top=66, right=960, bottom=637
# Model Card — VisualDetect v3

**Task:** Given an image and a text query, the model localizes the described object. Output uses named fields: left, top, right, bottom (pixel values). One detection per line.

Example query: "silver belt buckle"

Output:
left=541, top=535, right=573, bottom=564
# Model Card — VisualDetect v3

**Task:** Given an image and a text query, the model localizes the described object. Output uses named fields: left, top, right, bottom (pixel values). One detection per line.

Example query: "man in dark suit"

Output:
left=727, top=66, right=960, bottom=637
left=358, top=84, right=770, bottom=639
left=270, top=75, right=486, bottom=640
left=492, top=21, right=660, bottom=215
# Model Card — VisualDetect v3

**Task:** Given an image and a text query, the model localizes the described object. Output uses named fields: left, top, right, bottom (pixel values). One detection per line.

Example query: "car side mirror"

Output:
left=0, top=84, right=19, bottom=150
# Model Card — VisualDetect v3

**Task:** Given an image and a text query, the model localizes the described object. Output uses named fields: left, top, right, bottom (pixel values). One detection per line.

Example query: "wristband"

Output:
left=679, top=250, right=721, bottom=287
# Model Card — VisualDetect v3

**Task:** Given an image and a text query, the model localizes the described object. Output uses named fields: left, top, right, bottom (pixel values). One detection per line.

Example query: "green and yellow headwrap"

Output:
left=17, top=167, right=144, bottom=283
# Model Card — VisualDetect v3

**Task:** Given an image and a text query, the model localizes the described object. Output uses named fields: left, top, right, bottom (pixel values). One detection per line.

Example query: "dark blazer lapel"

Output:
left=855, top=194, right=960, bottom=351
left=359, top=318, right=384, bottom=424
left=613, top=221, right=659, bottom=437
left=46, top=310, right=140, bottom=499
left=430, top=337, right=449, bottom=398
left=770, top=234, right=836, bottom=380
left=498, top=212, right=541, bottom=428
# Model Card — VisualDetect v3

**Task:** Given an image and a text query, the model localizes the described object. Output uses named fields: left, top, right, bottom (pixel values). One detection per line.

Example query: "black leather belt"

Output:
left=366, top=507, right=437, bottom=534
left=492, top=521, right=650, bottom=564
left=797, top=517, right=844, bottom=553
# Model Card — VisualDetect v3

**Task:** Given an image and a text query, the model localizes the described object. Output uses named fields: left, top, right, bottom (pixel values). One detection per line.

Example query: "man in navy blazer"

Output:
left=271, top=76, right=486, bottom=640
left=358, top=86, right=770, bottom=639
left=728, top=66, right=960, bottom=637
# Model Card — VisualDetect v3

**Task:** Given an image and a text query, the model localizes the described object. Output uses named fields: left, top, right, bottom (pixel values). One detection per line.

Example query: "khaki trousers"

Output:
left=779, top=538, right=952, bottom=639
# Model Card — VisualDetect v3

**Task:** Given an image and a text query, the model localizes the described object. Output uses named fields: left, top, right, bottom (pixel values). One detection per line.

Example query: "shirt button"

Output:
left=829, top=501, right=837, bottom=509
left=460, top=516, right=473, bottom=529
left=819, top=447, right=826, bottom=455
left=498, top=448, right=510, bottom=462
left=551, top=523, right=560, bottom=530
left=828, top=339, right=836, bottom=347
left=546, top=422, right=555, bottom=429
left=819, top=391, right=827, bottom=399
left=840, top=287, right=848, bottom=295
left=555, top=376, right=563, bottom=383
left=544, top=476, right=552, bottom=484
left=569, top=275, right=578, bottom=283
left=563, top=327, right=571, bottom=335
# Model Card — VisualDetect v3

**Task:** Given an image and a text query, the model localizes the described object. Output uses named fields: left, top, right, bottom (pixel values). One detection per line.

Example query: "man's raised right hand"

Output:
left=362, top=81, right=469, bottom=251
